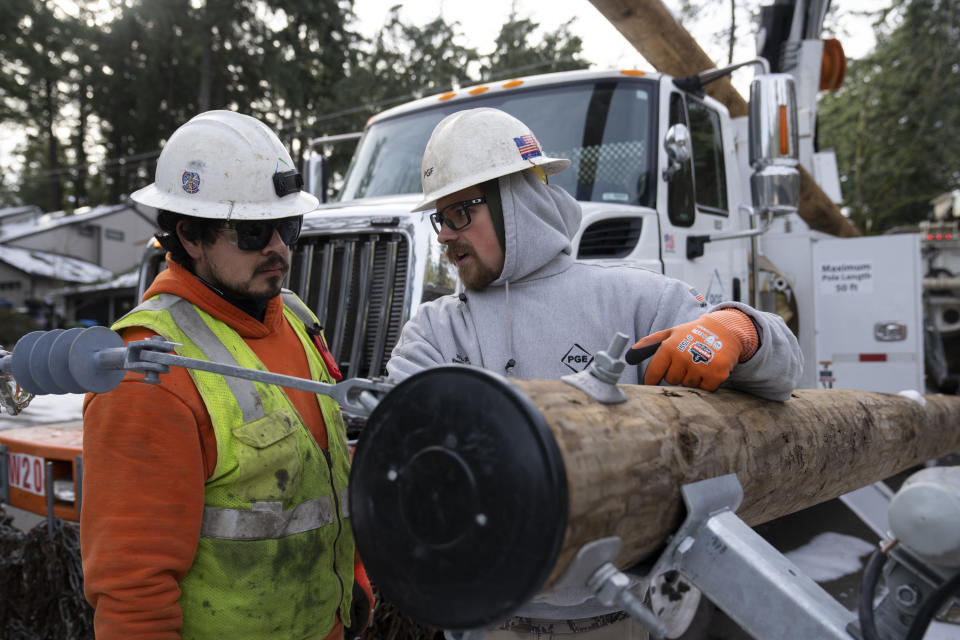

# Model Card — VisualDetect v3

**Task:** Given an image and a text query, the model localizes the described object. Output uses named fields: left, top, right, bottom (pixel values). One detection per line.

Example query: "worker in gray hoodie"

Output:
left=386, top=107, right=803, bottom=403
left=385, top=108, right=803, bottom=639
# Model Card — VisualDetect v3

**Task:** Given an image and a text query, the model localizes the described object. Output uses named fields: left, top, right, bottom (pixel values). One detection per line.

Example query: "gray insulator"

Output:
left=10, top=331, right=45, bottom=395
left=6, top=327, right=127, bottom=396
left=28, top=329, right=69, bottom=394
left=49, top=328, right=88, bottom=394
left=67, top=326, right=127, bottom=394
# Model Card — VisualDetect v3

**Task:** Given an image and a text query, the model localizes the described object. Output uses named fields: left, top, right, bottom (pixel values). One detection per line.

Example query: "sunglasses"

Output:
left=215, top=216, right=303, bottom=251
left=429, top=197, right=486, bottom=234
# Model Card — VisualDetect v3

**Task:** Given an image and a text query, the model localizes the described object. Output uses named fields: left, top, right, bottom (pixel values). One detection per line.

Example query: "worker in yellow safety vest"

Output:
left=80, top=110, right=374, bottom=640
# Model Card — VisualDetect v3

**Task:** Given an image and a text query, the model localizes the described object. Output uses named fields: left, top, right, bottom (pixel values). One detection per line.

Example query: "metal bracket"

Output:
left=561, top=333, right=629, bottom=404
left=124, top=336, right=174, bottom=384
left=544, top=537, right=668, bottom=638
left=554, top=537, right=623, bottom=590
left=639, top=474, right=856, bottom=640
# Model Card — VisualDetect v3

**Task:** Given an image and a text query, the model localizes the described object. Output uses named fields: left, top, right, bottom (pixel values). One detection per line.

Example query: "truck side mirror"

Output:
left=662, top=124, right=692, bottom=182
left=748, top=74, right=800, bottom=215
left=304, top=153, right=330, bottom=203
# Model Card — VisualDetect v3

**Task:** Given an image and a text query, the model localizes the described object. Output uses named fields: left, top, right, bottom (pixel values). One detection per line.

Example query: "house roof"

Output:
left=0, top=244, right=113, bottom=283
left=0, top=203, right=153, bottom=242
left=0, top=205, right=42, bottom=221
left=53, top=268, right=140, bottom=296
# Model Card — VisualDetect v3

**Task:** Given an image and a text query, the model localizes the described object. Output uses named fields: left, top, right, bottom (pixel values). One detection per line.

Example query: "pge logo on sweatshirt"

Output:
left=561, top=344, right=594, bottom=373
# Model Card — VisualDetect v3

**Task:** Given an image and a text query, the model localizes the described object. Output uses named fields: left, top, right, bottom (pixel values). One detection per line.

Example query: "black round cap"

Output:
left=350, top=366, right=568, bottom=630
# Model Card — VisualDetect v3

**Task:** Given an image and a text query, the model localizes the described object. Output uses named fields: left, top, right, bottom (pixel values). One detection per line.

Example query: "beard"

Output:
left=203, top=254, right=289, bottom=301
left=446, top=241, right=500, bottom=291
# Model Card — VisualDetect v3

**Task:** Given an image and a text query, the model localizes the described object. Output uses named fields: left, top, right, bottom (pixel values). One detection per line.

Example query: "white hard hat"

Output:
left=131, top=110, right=318, bottom=220
left=413, top=108, right=570, bottom=212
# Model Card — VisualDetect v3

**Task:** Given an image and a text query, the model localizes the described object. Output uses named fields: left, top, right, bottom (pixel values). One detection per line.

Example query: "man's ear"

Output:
left=176, top=220, right=203, bottom=260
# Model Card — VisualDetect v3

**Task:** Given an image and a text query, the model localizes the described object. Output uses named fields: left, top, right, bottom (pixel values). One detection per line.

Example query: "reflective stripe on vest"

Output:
left=201, top=488, right=350, bottom=540
left=132, top=294, right=265, bottom=421
left=130, top=294, right=343, bottom=539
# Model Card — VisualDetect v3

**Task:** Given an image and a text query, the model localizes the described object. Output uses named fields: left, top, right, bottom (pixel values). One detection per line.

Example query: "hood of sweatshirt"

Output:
left=492, top=169, right=582, bottom=286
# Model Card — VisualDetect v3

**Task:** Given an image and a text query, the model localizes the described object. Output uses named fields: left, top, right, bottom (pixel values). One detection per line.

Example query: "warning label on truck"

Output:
left=818, top=261, right=873, bottom=295
left=8, top=452, right=45, bottom=496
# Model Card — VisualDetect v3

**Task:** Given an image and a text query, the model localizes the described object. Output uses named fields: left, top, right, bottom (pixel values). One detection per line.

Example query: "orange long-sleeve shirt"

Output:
left=81, top=259, right=367, bottom=639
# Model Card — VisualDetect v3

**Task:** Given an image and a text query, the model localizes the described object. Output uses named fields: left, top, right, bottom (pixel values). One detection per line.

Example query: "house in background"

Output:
left=0, top=244, right=113, bottom=328
left=0, top=202, right=157, bottom=327
left=0, top=205, right=42, bottom=229
left=0, top=203, right=157, bottom=275
left=52, top=269, right=141, bottom=327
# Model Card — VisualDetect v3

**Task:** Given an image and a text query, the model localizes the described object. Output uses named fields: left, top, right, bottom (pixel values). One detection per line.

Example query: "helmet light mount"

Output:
left=273, top=169, right=304, bottom=198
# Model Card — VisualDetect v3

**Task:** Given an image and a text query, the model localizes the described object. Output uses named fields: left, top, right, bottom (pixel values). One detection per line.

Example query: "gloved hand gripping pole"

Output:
left=0, top=327, right=391, bottom=418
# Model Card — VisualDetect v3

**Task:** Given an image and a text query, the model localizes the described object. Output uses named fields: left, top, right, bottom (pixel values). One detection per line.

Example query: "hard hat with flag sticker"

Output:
left=131, top=110, right=318, bottom=221
left=412, top=108, right=571, bottom=212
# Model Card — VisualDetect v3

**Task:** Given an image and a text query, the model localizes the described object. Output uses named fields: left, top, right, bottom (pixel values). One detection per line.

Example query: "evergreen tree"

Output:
left=0, top=0, right=79, bottom=211
left=481, top=12, right=589, bottom=81
left=0, top=2, right=592, bottom=208
left=818, top=0, right=960, bottom=233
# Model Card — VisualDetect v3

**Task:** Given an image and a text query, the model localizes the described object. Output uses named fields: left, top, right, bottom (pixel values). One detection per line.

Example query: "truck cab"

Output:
left=261, top=69, right=758, bottom=379
left=138, top=64, right=924, bottom=394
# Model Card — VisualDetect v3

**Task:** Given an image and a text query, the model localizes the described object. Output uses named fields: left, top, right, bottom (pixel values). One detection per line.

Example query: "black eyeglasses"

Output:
left=429, top=197, right=486, bottom=234
left=215, top=216, right=303, bottom=251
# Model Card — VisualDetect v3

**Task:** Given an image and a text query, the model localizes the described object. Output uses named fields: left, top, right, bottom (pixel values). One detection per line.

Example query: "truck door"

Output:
left=660, top=90, right=749, bottom=305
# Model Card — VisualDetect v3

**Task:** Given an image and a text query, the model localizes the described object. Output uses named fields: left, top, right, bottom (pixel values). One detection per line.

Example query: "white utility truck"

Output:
left=207, top=64, right=922, bottom=395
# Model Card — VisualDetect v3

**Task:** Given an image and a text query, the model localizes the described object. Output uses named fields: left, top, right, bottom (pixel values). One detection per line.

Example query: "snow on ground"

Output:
left=784, top=531, right=876, bottom=582
left=0, top=392, right=84, bottom=429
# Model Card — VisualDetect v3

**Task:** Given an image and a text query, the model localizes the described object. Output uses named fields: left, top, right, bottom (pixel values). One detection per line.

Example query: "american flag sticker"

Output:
left=513, top=134, right=542, bottom=160
left=689, top=287, right=706, bottom=305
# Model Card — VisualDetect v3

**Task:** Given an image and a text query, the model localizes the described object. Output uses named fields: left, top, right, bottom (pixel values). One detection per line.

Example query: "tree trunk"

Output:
left=512, top=382, right=960, bottom=587
left=73, top=79, right=89, bottom=208
left=44, top=77, right=63, bottom=212
left=587, top=0, right=860, bottom=238
left=198, top=9, right=213, bottom=113
left=108, top=131, right=123, bottom=204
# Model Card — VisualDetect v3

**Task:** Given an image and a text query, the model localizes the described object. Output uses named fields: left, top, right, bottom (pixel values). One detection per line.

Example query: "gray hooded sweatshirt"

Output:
left=387, top=170, right=803, bottom=401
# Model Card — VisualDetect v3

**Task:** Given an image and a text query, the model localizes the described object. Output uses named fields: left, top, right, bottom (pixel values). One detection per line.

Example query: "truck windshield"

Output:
left=338, top=78, right=657, bottom=208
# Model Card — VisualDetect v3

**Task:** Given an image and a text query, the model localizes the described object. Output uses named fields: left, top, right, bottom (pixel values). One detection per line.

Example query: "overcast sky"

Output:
left=349, top=0, right=879, bottom=94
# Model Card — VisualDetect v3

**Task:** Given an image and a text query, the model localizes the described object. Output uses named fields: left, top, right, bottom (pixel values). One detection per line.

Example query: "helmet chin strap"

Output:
left=193, top=271, right=271, bottom=321
left=481, top=178, right=505, bottom=253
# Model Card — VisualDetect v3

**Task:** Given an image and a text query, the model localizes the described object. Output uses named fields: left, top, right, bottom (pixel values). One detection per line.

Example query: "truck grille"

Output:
left=288, top=233, right=408, bottom=379
left=577, top=218, right=643, bottom=259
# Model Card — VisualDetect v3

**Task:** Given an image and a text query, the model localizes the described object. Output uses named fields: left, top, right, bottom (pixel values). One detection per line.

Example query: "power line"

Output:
left=18, top=149, right=161, bottom=180
left=13, top=57, right=585, bottom=185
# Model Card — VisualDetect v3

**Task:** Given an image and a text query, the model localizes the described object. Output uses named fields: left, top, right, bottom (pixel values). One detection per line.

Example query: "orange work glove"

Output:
left=629, top=309, right=759, bottom=391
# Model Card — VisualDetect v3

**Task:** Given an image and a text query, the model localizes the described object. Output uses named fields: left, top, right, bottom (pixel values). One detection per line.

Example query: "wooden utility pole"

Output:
left=350, top=368, right=960, bottom=629
left=588, top=0, right=860, bottom=238
left=526, top=383, right=960, bottom=586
